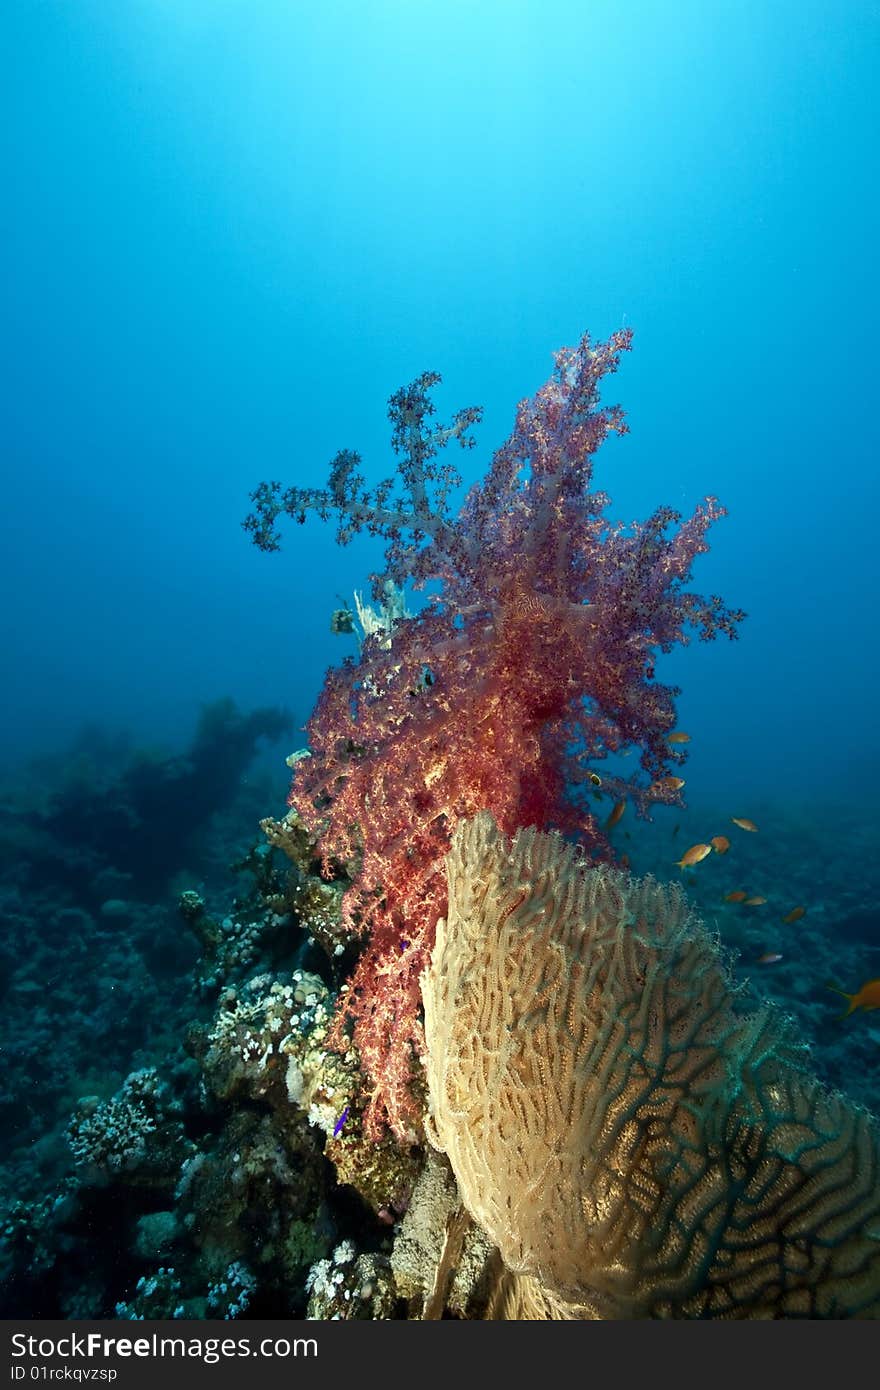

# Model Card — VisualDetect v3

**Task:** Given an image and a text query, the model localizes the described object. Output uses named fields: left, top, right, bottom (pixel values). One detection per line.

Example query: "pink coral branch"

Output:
left=246, top=330, right=745, bottom=1139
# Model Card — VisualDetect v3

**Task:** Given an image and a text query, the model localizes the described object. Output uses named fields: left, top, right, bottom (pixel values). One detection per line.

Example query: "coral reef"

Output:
left=423, top=812, right=880, bottom=1318
left=2, top=341, right=878, bottom=1322
left=68, top=1068, right=192, bottom=1185
left=0, top=701, right=337, bottom=1319
left=0, top=887, right=191, bottom=1193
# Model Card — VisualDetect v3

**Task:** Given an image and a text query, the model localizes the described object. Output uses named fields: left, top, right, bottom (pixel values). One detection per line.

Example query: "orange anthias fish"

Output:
left=667, top=731, right=690, bottom=744
left=731, top=817, right=758, bottom=832
left=782, top=906, right=806, bottom=924
left=757, top=952, right=783, bottom=965
left=653, top=775, right=686, bottom=793
left=710, top=835, right=730, bottom=854
left=744, top=895, right=767, bottom=906
left=675, top=843, right=712, bottom=868
left=605, top=800, right=626, bottom=830
left=724, top=890, right=748, bottom=903
left=827, top=979, right=880, bottom=1017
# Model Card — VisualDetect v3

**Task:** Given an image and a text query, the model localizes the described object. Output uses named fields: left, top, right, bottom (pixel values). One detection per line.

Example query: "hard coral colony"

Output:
left=244, top=330, right=745, bottom=1141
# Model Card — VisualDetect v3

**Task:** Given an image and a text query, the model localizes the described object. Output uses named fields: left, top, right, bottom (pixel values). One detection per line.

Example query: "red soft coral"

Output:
left=245, top=330, right=745, bottom=1139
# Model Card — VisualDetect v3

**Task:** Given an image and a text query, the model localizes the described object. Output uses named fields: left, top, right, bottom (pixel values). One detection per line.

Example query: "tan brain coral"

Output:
left=421, top=812, right=880, bottom=1318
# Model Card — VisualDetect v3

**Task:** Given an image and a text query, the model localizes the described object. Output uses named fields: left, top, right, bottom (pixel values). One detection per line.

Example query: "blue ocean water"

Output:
left=1, top=1, right=878, bottom=1320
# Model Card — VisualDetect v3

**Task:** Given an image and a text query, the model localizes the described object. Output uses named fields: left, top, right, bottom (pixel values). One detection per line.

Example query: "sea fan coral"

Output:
left=423, top=813, right=880, bottom=1319
left=245, top=331, right=744, bottom=1138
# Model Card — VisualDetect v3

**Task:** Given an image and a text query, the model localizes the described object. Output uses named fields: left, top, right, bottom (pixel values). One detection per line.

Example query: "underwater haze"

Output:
left=2, top=0, right=880, bottom=1323
left=3, top=0, right=878, bottom=804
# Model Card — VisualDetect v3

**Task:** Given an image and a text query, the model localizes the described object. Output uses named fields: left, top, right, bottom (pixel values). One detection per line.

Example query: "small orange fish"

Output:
left=667, top=731, right=690, bottom=744
left=782, top=906, right=806, bottom=924
left=744, top=895, right=767, bottom=906
left=756, top=952, right=783, bottom=965
left=827, top=979, right=880, bottom=1017
left=710, top=835, right=730, bottom=855
left=731, top=817, right=758, bottom=832
left=724, top=890, right=748, bottom=902
left=675, top=843, right=712, bottom=868
left=653, top=775, right=685, bottom=793
left=619, top=853, right=630, bottom=870
left=605, top=800, right=626, bottom=830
